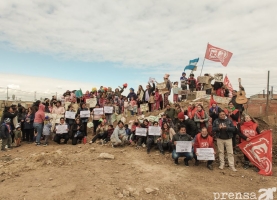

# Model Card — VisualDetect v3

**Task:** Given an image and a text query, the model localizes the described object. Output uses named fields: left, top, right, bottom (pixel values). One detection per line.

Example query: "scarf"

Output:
left=196, top=110, right=205, bottom=119
left=243, top=121, right=255, bottom=127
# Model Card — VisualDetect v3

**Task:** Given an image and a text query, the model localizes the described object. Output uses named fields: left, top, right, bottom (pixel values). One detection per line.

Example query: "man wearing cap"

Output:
left=180, top=72, right=188, bottom=100
left=188, top=74, right=197, bottom=92
left=1, top=118, right=13, bottom=151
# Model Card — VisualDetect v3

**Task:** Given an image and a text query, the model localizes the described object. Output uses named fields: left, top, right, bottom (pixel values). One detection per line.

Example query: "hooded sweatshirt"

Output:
left=34, top=104, right=45, bottom=123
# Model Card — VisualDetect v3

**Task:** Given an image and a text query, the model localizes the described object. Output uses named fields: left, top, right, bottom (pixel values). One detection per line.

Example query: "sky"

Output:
left=0, top=0, right=277, bottom=101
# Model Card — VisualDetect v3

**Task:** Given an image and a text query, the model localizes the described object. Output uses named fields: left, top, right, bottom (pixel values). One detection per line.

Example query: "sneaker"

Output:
left=219, top=165, right=224, bottom=170
left=207, top=165, right=213, bottom=170
left=184, top=159, right=189, bottom=166
left=36, top=143, right=41, bottom=146
left=195, top=160, right=200, bottom=166
left=89, top=141, right=93, bottom=144
left=142, top=143, right=146, bottom=148
left=229, top=167, right=237, bottom=172
left=43, top=144, right=48, bottom=147
left=174, top=159, right=179, bottom=165
left=100, top=139, right=104, bottom=145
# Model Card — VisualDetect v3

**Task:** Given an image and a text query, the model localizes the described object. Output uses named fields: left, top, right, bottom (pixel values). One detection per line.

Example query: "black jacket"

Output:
left=142, top=83, right=155, bottom=103
left=0, top=123, right=10, bottom=139
left=212, top=118, right=235, bottom=139
left=174, top=119, right=197, bottom=138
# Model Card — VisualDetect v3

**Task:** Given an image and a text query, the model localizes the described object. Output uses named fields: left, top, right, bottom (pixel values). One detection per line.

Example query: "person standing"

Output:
left=212, top=111, right=237, bottom=172
left=77, top=103, right=89, bottom=137
left=1, top=118, right=13, bottom=151
left=203, top=73, right=214, bottom=95
left=163, top=74, right=172, bottom=107
left=143, top=82, right=155, bottom=112
left=227, top=102, right=240, bottom=154
left=24, top=107, right=35, bottom=143
left=33, top=104, right=45, bottom=146
left=188, top=74, right=197, bottom=92
left=180, top=72, right=188, bottom=100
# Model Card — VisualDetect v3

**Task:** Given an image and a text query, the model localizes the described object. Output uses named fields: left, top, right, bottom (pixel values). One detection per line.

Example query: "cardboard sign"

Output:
left=156, top=82, right=166, bottom=90
left=187, top=92, right=196, bottom=100
left=195, top=91, right=206, bottom=99
left=197, top=76, right=210, bottom=84
left=65, top=111, right=76, bottom=119
left=196, top=148, right=215, bottom=160
left=93, top=108, right=104, bottom=115
left=56, top=124, right=68, bottom=134
left=104, top=106, right=114, bottom=114
left=176, top=141, right=192, bottom=153
left=214, top=73, right=223, bottom=82
left=135, top=127, right=147, bottom=136
left=86, top=98, right=97, bottom=108
left=80, top=110, right=90, bottom=118
left=178, top=90, right=188, bottom=95
left=148, top=126, right=161, bottom=136
left=206, top=95, right=231, bottom=105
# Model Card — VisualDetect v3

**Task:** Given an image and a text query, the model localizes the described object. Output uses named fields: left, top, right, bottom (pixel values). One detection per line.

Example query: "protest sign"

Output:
left=135, top=127, right=147, bottom=136
left=196, top=148, right=215, bottom=160
left=104, top=106, right=114, bottom=114
left=56, top=124, right=68, bottom=134
left=176, top=141, right=192, bottom=153
left=65, top=111, right=76, bottom=119
left=93, top=108, right=104, bottom=115
left=148, top=126, right=161, bottom=136
left=86, top=98, right=97, bottom=108
left=80, top=110, right=90, bottom=118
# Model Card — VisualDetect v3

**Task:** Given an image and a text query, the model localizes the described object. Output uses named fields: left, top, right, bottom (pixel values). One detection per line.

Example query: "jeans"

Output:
left=33, top=123, right=43, bottom=143
left=1, top=135, right=12, bottom=150
left=172, top=149, right=193, bottom=160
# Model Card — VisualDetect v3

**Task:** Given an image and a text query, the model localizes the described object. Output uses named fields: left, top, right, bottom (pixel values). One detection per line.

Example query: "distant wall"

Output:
left=246, top=99, right=277, bottom=117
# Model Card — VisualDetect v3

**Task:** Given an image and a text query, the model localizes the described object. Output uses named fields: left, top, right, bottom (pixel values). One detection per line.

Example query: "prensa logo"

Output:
left=213, top=187, right=276, bottom=200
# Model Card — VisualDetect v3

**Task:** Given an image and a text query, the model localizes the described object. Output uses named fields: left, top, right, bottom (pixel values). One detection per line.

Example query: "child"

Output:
left=43, top=116, right=52, bottom=146
left=172, top=82, right=181, bottom=103
left=13, top=124, right=22, bottom=147
left=130, top=97, right=137, bottom=116
left=149, top=92, right=155, bottom=111
left=125, top=124, right=132, bottom=140
left=123, top=98, right=129, bottom=117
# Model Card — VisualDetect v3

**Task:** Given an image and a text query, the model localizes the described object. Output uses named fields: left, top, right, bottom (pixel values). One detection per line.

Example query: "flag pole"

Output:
left=199, top=58, right=206, bottom=76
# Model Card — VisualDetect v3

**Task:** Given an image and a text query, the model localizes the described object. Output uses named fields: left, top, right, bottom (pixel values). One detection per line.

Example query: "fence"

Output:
left=0, top=87, right=62, bottom=102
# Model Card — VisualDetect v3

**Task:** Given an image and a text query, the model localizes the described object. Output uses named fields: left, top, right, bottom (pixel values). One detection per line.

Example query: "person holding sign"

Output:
left=157, top=122, right=175, bottom=155
left=89, top=119, right=108, bottom=144
left=104, top=99, right=114, bottom=125
left=54, top=117, right=69, bottom=144
left=77, top=103, right=90, bottom=137
left=110, top=121, right=127, bottom=147
left=91, top=104, right=102, bottom=134
left=212, top=111, right=237, bottom=172
left=136, top=119, right=149, bottom=147
left=172, top=125, right=193, bottom=166
left=65, top=104, right=76, bottom=134
left=146, top=121, right=161, bottom=154
left=194, top=127, right=215, bottom=170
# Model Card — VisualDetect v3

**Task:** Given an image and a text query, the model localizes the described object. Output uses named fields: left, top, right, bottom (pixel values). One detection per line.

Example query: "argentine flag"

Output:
left=184, top=58, right=199, bottom=71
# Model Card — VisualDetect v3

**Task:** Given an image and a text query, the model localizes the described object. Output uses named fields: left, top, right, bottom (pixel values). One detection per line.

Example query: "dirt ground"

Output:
left=0, top=128, right=276, bottom=200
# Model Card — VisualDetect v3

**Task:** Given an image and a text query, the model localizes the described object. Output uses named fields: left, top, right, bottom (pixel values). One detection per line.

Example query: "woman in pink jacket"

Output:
left=33, top=104, right=45, bottom=146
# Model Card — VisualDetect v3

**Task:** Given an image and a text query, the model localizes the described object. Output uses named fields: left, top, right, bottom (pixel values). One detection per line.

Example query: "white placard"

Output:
left=104, top=106, right=114, bottom=114
left=93, top=108, right=104, bottom=115
left=148, top=126, right=161, bottom=136
left=176, top=141, right=192, bottom=153
left=197, top=148, right=215, bottom=160
left=86, top=98, right=97, bottom=108
left=65, top=111, right=76, bottom=119
left=80, top=110, right=90, bottom=118
left=135, top=127, right=147, bottom=136
left=56, top=125, right=68, bottom=134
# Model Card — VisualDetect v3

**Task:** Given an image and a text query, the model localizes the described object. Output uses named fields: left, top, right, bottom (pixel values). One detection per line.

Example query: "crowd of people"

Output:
left=0, top=72, right=261, bottom=172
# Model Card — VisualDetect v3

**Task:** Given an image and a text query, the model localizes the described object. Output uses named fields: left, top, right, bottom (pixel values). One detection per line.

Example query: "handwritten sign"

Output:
left=214, top=73, right=223, bottom=82
left=80, top=110, right=90, bottom=118
left=176, top=141, right=192, bottom=153
left=206, top=95, right=231, bottom=105
left=135, top=127, right=147, bottom=136
left=86, top=98, right=97, bottom=108
left=196, top=148, right=215, bottom=160
left=148, top=126, right=161, bottom=136
left=195, top=91, right=206, bottom=99
left=56, top=124, right=68, bottom=134
left=93, top=108, right=104, bottom=115
left=156, top=82, right=166, bottom=90
left=104, top=106, right=114, bottom=114
left=197, top=76, right=210, bottom=84
left=65, top=111, right=76, bottom=119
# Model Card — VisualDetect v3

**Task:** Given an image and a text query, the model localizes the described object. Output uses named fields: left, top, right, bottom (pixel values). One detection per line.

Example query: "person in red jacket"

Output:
left=194, top=127, right=216, bottom=170
left=187, top=104, right=196, bottom=120
left=239, top=115, right=260, bottom=170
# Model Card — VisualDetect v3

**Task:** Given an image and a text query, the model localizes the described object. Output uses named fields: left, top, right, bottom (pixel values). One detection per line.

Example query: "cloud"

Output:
left=0, top=0, right=276, bottom=97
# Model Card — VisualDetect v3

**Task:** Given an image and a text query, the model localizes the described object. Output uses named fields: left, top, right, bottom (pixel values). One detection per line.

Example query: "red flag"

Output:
left=223, top=75, right=233, bottom=97
left=205, top=44, right=233, bottom=67
left=238, top=130, right=273, bottom=176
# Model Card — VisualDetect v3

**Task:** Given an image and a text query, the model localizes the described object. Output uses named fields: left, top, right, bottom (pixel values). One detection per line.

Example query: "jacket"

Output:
left=72, top=123, right=85, bottom=136
left=203, top=76, right=214, bottom=90
left=239, top=121, right=260, bottom=141
left=52, top=106, right=65, bottom=115
left=212, top=118, right=235, bottom=139
left=127, top=92, right=138, bottom=101
left=43, top=123, right=52, bottom=136
left=209, top=106, right=222, bottom=124
left=172, top=133, right=192, bottom=149
left=24, top=113, right=35, bottom=130
left=142, top=83, right=155, bottom=102
left=184, top=118, right=198, bottom=138
left=34, top=104, right=45, bottom=123
left=0, top=123, right=11, bottom=139
left=194, top=133, right=215, bottom=153
left=194, top=110, right=209, bottom=129
left=110, top=125, right=126, bottom=142
left=164, top=108, right=176, bottom=121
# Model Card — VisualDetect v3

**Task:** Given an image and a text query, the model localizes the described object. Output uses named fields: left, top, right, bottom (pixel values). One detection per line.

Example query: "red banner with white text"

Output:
left=205, top=43, right=233, bottom=67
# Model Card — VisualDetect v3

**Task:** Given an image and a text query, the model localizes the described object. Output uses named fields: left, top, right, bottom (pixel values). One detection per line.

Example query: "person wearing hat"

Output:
left=180, top=72, right=188, bottom=100
left=42, top=116, right=52, bottom=146
left=188, top=74, right=197, bottom=92
left=209, top=100, right=222, bottom=125
left=13, top=123, right=22, bottom=147
left=1, top=118, right=13, bottom=151
left=174, top=112, right=197, bottom=138
left=126, top=88, right=137, bottom=101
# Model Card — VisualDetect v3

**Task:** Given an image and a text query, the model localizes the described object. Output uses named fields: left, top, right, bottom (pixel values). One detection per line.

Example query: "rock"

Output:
left=117, top=193, right=124, bottom=198
left=46, top=160, right=52, bottom=165
left=89, top=148, right=95, bottom=153
left=144, top=188, right=159, bottom=194
left=98, top=153, right=115, bottom=160
left=78, top=146, right=82, bottom=148
left=49, top=178, right=53, bottom=181
left=133, top=191, right=140, bottom=196
left=123, top=189, right=130, bottom=197
left=56, top=150, right=62, bottom=155
left=125, top=186, right=135, bottom=193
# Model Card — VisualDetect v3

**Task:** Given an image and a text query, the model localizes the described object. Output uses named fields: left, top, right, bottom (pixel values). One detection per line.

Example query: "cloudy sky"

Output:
left=0, top=0, right=276, bottom=101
